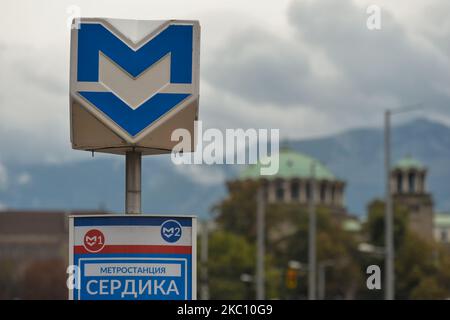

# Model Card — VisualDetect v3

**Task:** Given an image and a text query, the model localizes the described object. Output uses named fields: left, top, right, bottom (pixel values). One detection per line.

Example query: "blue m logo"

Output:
left=75, top=22, right=196, bottom=137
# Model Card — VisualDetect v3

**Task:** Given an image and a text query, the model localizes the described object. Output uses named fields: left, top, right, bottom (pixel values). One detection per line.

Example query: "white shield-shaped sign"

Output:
left=69, top=18, right=200, bottom=155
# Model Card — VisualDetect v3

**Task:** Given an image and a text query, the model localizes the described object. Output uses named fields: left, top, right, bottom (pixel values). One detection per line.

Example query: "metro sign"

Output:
left=69, top=215, right=197, bottom=300
left=69, top=18, right=200, bottom=155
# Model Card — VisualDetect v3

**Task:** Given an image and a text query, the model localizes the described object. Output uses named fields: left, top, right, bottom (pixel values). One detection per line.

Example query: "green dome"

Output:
left=239, top=149, right=336, bottom=181
left=394, top=156, right=425, bottom=170
left=435, top=213, right=450, bottom=228
left=342, top=219, right=362, bottom=232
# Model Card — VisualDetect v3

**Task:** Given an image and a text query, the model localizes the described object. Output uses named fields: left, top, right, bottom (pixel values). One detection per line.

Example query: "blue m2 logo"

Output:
left=161, top=220, right=183, bottom=243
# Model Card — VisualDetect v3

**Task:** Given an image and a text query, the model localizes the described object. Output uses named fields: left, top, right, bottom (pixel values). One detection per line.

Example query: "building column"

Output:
left=290, top=179, right=300, bottom=203
left=299, top=181, right=307, bottom=204
left=317, top=182, right=322, bottom=204
left=338, top=185, right=343, bottom=206
left=330, top=184, right=336, bottom=206
left=390, top=174, right=397, bottom=195
left=417, top=173, right=422, bottom=194
left=420, top=172, right=426, bottom=193
left=414, top=171, right=420, bottom=194
left=330, top=182, right=338, bottom=206
left=268, top=181, right=276, bottom=203
left=322, top=183, right=328, bottom=204
left=402, top=171, right=409, bottom=194
left=327, top=183, right=333, bottom=205
left=284, top=179, right=291, bottom=203
left=315, top=181, right=320, bottom=205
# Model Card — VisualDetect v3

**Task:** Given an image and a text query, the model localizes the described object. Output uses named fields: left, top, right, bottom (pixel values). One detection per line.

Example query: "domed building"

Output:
left=231, top=148, right=347, bottom=215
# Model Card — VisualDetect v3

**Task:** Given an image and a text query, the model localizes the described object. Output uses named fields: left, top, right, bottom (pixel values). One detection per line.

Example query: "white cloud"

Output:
left=201, top=81, right=336, bottom=140
left=174, top=164, right=226, bottom=186
left=0, top=162, right=8, bottom=190
left=204, top=0, right=450, bottom=137
left=17, top=172, right=32, bottom=186
left=0, top=0, right=291, bottom=165
left=0, top=0, right=449, bottom=165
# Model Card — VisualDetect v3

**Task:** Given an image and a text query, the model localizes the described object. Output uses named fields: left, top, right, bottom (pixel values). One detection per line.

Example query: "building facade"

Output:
left=390, top=156, right=434, bottom=241
left=233, top=149, right=347, bottom=214
left=0, top=210, right=107, bottom=299
left=434, top=213, right=450, bottom=244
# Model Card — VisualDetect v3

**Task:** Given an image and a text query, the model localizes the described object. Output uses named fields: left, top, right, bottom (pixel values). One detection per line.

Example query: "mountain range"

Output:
left=0, top=118, right=449, bottom=218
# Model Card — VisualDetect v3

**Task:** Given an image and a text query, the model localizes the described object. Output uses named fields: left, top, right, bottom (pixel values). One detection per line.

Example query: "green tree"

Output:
left=275, top=206, right=364, bottom=299
left=214, top=181, right=364, bottom=299
left=213, top=180, right=260, bottom=241
left=203, top=230, right=280, bottom=299
left=366, top=200, right=450, bottom=299
left=366, top=199, right=409, bottom=249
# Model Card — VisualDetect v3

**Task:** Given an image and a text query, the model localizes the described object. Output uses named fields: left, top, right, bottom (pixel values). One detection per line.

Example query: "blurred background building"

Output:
left=235, top=149, right=347, bottom=215
left=207, top=149, right=450, bottom=300
left=1, top=150, right=450, bottom=299
left=0, top=210, right=107, bottom=299
left=435, top=213, right=450, bottom=245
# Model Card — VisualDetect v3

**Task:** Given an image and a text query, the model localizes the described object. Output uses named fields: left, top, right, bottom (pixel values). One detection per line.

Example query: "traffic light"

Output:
left=286, top=267, right=298, bottom=289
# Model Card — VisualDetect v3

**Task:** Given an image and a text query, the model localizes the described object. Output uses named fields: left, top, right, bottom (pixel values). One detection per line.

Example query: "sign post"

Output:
left=69, top=18, right=200, bottom=214
left=68, top=18, right=200, bottom=299
left=125, top=151, right=142, bottom=214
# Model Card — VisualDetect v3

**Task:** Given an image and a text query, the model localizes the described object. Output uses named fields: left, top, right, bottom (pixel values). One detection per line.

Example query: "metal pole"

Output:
left=125, top=151, right=142, bottom=214
left=308, top=162, right=316, bottom=300
left=384, top=110, right=394, bottom=300
left=318, top=263, right=325, bottom=300
left=200, top=220, right=209, bottom=300
left=256, top=186, right=265, bottom=300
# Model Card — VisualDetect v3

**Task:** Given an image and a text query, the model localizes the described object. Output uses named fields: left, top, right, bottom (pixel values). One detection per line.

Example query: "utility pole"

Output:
left=318, top=260, right=334, bottom=300
left=318, top=263, right=325, bottom=300
left=200, top=220, right=209, bottom=300
left=256, top=186, right=265, bottom=300
left=308, top=162, right=316, bottom=300
left=384, top=111, right=394, bottom=300
left=383, top=104, right=424, bottom=300
left=125, top=151, right=142, bottom=214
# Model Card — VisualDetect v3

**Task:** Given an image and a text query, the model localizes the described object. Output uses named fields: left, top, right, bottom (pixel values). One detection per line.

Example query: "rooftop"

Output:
left=239, top=149, right=337, bottom=181
left=435, top=213, right=450, bottom=228
left=342, top=219, right=362, bottom=232
left=394, top=155, right=425, bottom=170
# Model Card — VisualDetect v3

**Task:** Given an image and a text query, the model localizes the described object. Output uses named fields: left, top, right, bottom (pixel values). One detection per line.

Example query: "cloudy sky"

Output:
left=0, top=0, right=450, bottom=165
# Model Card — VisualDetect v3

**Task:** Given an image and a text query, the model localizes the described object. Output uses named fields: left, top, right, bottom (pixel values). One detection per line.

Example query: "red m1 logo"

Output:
left=83, top=229, right=106, bottom=253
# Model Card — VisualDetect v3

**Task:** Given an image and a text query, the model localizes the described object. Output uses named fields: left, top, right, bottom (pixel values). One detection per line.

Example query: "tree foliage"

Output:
left=367, top=200, right=450, bottom=299
left=212, top=180, right=365, bottom=299
left=202, top=230, right=280, bottom=299
left=211, top=183, right=450, bottom=299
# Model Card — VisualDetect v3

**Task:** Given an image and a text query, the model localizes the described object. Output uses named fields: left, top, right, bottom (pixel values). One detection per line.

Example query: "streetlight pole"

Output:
left=384, top=111, right=394, bottom=300
left=318, top=260, right=334, bottom=300
left=384, top=103, right=423, bottom=300
left=256, top=186, right=265, bottom=300
left=308, top=162, right=316, bottom=300
left=200, top=220, right=209, bottom=300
